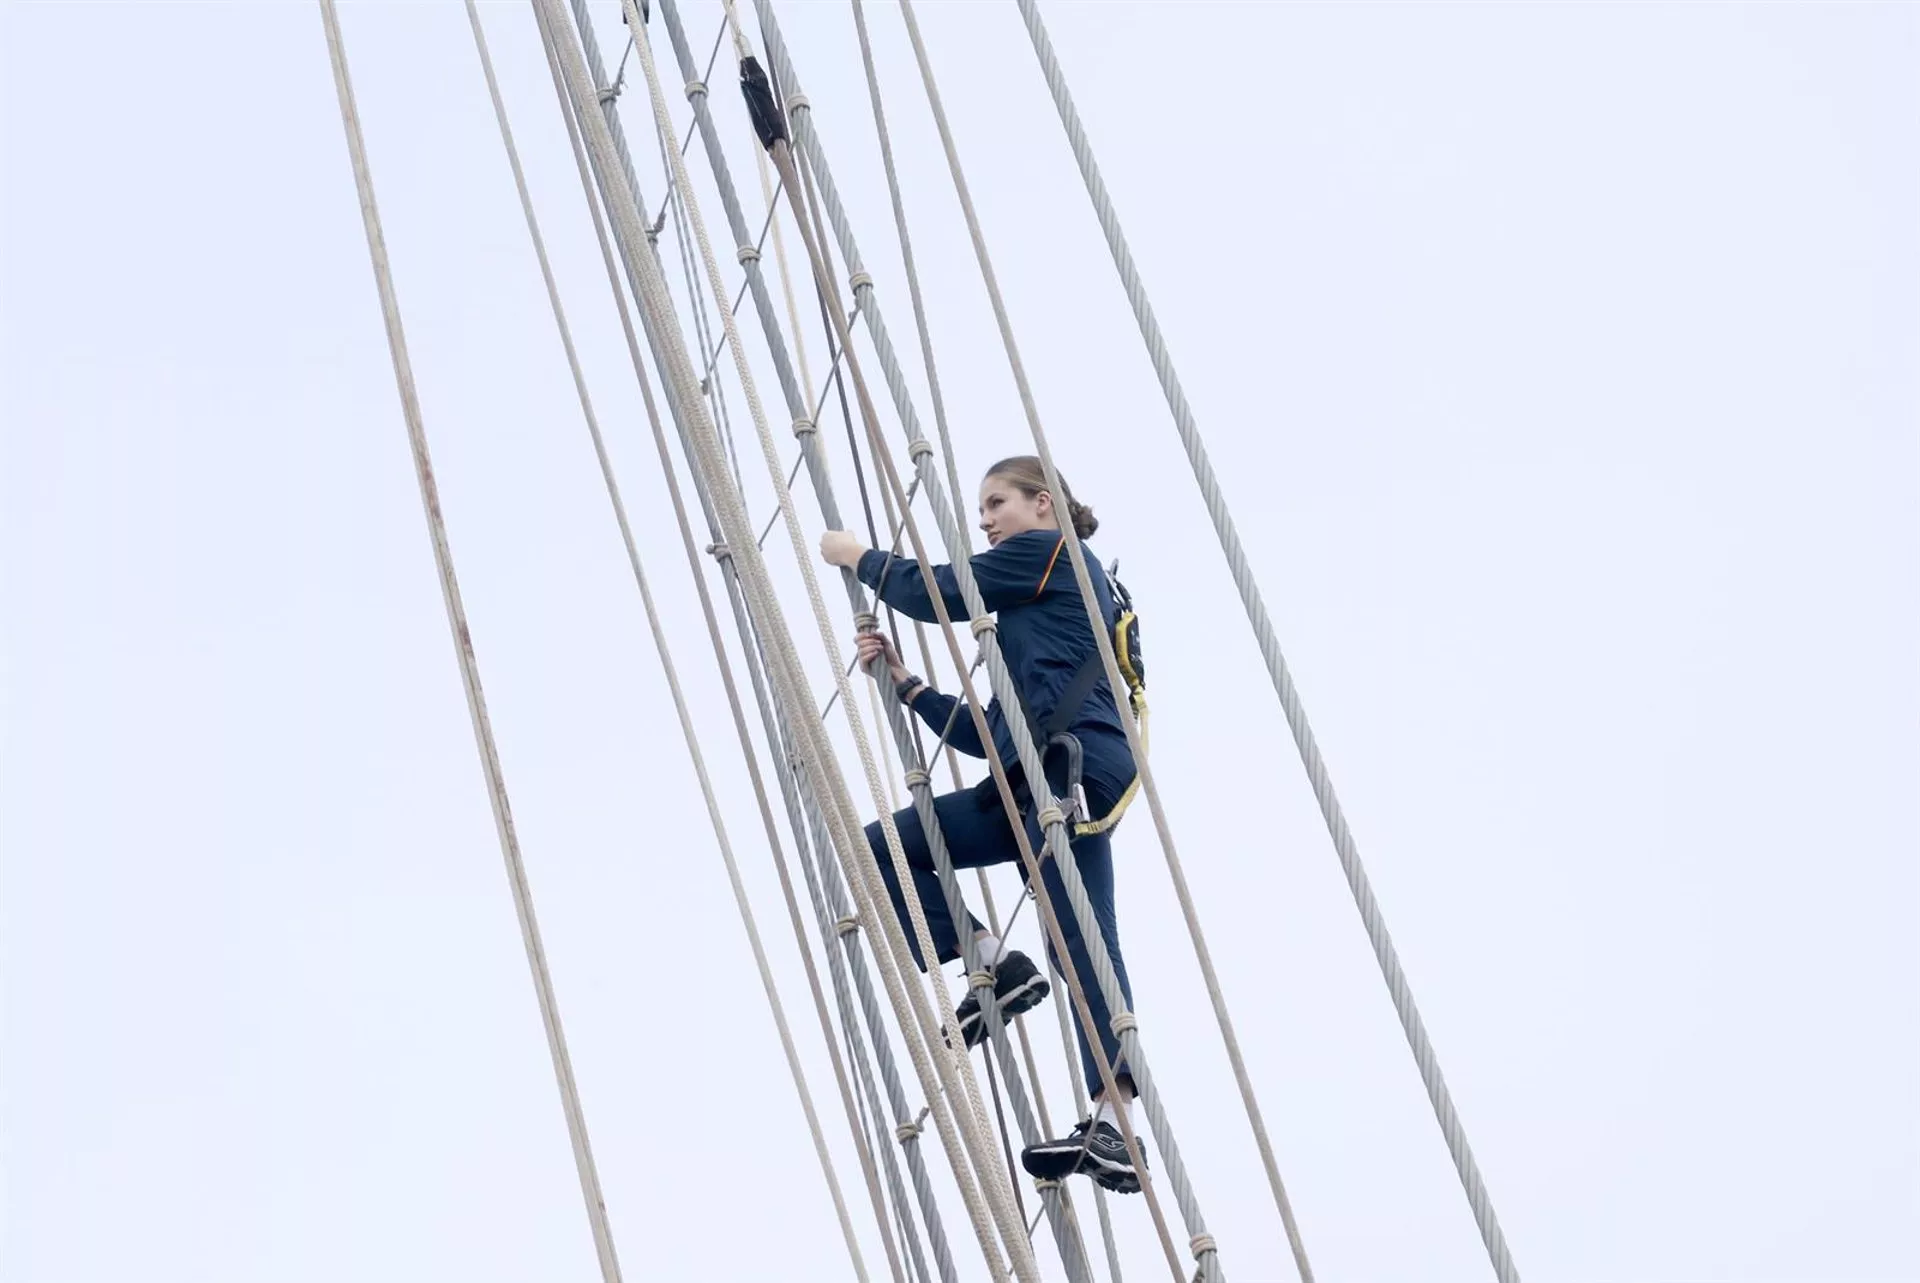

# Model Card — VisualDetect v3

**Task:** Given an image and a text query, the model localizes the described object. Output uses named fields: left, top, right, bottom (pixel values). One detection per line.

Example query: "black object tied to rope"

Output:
left=740, top=55, right=788, bottom=149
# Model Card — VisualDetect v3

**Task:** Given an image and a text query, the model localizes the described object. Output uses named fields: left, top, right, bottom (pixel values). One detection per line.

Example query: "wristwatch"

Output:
left=894, top=675, right=925, bottom=704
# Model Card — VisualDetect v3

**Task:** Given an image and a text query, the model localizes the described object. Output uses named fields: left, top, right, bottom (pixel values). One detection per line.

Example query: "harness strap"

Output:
left=1022, top=648, right=1152, bottom=838
left=1038, top=649, right=1106, bottom=742
left=1012, top=558, right=1148, bottom=836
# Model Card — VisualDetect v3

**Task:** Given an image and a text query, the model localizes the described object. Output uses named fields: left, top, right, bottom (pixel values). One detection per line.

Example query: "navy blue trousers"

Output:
left=866, top=777, right=1134, bottom=1099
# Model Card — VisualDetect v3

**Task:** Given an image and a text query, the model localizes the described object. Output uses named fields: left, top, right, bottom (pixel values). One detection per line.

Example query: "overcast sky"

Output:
left=4, top=2, right=1915, bottom=1281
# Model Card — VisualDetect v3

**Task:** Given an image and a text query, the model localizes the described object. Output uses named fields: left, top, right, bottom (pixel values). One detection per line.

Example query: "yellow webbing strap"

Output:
left=1074, top=690, right=1147, bottom=837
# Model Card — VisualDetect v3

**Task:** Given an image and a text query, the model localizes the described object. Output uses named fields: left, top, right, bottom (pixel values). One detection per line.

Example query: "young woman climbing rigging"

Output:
left=817, top=455, right=1145, bottom=1194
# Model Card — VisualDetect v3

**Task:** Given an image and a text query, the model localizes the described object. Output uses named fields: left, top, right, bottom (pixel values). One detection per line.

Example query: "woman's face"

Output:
left=978, top=473, right=1055, bottom=547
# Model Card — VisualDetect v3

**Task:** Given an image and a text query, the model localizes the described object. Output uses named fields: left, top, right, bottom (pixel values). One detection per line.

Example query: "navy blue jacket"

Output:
left=856, top=529, right=1136, bottom=810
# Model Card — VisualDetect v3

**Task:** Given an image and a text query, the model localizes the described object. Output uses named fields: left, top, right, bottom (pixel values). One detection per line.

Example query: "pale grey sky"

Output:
left=3, top=2, right=1915, bottom=1281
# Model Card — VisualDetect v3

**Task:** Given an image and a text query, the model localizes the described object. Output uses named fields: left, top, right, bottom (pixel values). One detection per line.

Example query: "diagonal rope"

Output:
left=471, top=5, right=907, bottom=1279
left=774, top=119, right=1187, bottom=1277
left=651, top=7, right=1100, bottom=1277
left=777, top=124, right=1107, bottom=1283
left=539, top=9, right=954, bottom=1281
left=752, top=55, right=1186, bottom=1276
left=752, top=1, right=1216, bottom=1276
left=779, top=47, right=1096, bottom=1275
left=554, top=15, right=966, bottom=1278
left=547, top=1, right=1036, bottom=1273
left=315, top=4, right=624, bottom=1281
left=839, top=6, right=1117, bottom=1269
left=1013, top=6, right=1521, bottom=1281
left=1005, top=5, right=1321, bottom=1269
left=893, top=1, right=1244, bottom=1272
left=651, top=15, right=743, bottom=198
left=692, top=192, right=790, bottom=389
left=621, top=13, right=1045, bottom=1270
left=654, top=118, right=745, bottom=493
left=1048, top=949, right=1126, bottom=1283
left=787, top=142, right=1058, bottom=1258
left=842, top=0, right=970, bottom=556
left=896, top=2, right=1392, bottom=1276
left=803, top=212, right=905, bottom=815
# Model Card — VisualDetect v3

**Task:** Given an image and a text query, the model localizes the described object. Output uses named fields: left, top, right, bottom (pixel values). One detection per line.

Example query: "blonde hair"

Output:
left=984, top=455, right=1098, bottom=539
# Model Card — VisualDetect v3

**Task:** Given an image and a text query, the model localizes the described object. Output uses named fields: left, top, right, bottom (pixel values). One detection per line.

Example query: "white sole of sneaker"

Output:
left=1083, top=1146, right=1143, bottom=1194
left=960, top=973, right=1052, bottom=1048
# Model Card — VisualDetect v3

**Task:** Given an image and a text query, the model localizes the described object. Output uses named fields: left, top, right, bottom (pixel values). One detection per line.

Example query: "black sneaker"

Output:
left=1019, top=1118, right=1145, bottom=1194
left=954, top=950, right=1050, bottom=1049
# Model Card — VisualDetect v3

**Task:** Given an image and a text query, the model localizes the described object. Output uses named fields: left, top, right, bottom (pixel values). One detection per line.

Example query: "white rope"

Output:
left=787, top=2, right=1226, bottom=1277
left=831, top=77, right=984, bottom=933
left=777, top=171, right=1188, bottom=1276
left=776, top=130, right=1101, bottom=1283
left=1013, top=6, right=1521, bottom=1280
left=467, top=6, right=892, bottom=1278
left=864, top=448, right=921, bottom=818
left=543, top=1, right=1032, bottom=1274
left=653, top=123, right=745, bottom=493
left=745, top=2, right=1201, bottom=1276
left=632, top=0, right=958, bottom=1166
left=751, top=60, right=1186, bottom=1273
left=657, top=11, right=1101, bottom=1277
left=316, top=5, right=623, bottom=1280
left=842, top=0, right=970, bottom=556
left=1048, top=953, right=1126, bottom=1283
left=739, top=183, right=906, bottom=820
left=891, top=4, right=1235, bottom=1274
left=559, top=10, right=960, bottom=1280
left=621, top=18, right=1042, bottom=1274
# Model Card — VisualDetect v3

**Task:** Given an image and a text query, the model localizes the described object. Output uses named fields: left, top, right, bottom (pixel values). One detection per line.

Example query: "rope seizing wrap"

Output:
left=740, top=54, right=788, bottom=147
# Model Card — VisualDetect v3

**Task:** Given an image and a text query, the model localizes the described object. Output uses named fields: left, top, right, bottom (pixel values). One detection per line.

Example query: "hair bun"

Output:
left=982, top=454, right=1099, bottom=539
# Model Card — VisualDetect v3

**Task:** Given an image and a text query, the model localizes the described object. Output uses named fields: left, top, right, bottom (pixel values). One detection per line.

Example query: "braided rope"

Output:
left=543, top=2, right=1011, bottom=1275
left=317, top=4, right=622, bottom=1279
left=659, top=8, right=1107, bottom=1279
left=841, top=0, right=970, bottom=552
left=1047, top=952, right=1127, bottom=1283
left=617, top=8, right=1039, bottom=1276
left=474, top=5, right=905, bottom=1277
left=547, top=7, right=959, bottom=1281
left=750, top=2, right=1194, bottom=1277
left=676, top=9, right=1048, bottom=1263
left=879, top=2, right=1255, bottom=1276
left=588, top=24, right=953, bottom=1283
left=775, top=130, right=1098, bottom=1283
left=750, top=43, right=1191, bottom=1283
